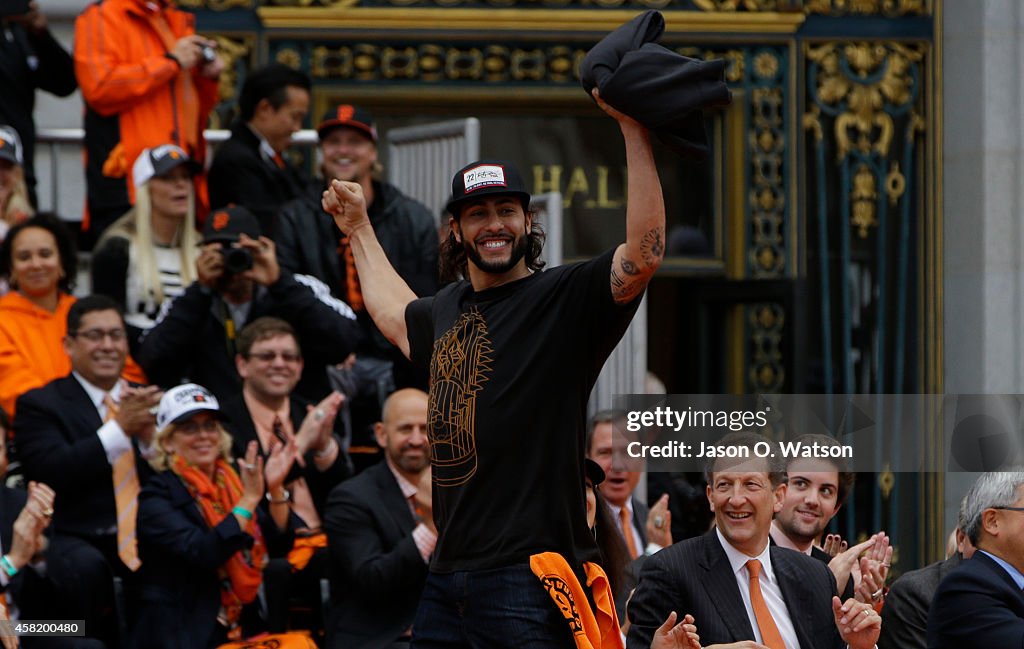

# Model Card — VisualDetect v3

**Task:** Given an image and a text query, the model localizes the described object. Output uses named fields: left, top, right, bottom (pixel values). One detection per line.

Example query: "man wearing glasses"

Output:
left=14, top=294, right=163, bottom=647
left=927, top=470, right=1024, bottom=649
left=220, top=315, right=350, bottom=633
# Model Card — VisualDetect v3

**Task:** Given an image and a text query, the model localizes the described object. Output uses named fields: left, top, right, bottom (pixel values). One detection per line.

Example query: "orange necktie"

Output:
left=746, top=559, right=785, bottom=649
left=273, top=152, right=287, bottom=169
left=107, top=395, right=141, bottom=571
left=619, top=507, right=638, bottom=560
left=338, top=236, right=364, bottom=312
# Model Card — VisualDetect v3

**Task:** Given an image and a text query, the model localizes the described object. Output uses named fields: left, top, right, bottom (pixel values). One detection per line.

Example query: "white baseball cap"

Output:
left=156, top=383, right=223, bottom=431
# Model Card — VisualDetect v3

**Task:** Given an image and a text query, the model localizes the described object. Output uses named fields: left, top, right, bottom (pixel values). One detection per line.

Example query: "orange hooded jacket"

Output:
left=74, top=0, right=218, bottom=216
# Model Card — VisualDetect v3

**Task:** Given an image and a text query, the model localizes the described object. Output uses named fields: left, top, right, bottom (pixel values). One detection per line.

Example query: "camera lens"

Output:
left=221, top=247, right=253, bottom=275
left=201, top=45, right=216, bottom=64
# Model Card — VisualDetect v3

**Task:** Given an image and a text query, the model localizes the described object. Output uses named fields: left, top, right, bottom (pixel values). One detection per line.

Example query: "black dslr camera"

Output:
left=220, top=247, right=253, bottom=275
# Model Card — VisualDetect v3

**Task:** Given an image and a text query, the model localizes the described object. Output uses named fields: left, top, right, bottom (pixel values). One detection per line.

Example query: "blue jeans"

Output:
left=410, top=564, right=574, bottom=649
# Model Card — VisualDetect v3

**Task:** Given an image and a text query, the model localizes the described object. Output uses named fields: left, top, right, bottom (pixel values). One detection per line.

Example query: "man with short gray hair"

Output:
left=926, top=470, right=1024, bottom=649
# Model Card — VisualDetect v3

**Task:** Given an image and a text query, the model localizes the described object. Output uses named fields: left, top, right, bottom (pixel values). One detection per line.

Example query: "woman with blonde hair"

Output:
left=92, top=144, right=200, bottom=347
left=135, top=383, right=299, bottom=649
left=0, top=126, right=34, bottom=244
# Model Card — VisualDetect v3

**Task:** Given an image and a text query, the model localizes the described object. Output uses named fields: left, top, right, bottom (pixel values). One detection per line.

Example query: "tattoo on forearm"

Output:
left=610, top=265, right=632, bottom=300
left=621, top=257, right=641, bottom=276
left=641, top=227, right=665, bottom=266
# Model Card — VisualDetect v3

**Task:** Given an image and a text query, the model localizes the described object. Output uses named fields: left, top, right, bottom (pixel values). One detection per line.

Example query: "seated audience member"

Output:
left=221, top=317, right=350, bottom=633
left=324, top=388, right=432, bottom=649
left=926, top=470, right=1024, bottom=649
left=0, top=215, right=146, bottom=417
left=0, top=407, right=60, bottom=641
left=0, top=1, right=76, bottom=209
left=0, top=214, right=77, bottom=417
left=92, top=145, right=201, bottom=352
left=14, top=295, right=163, bottom=648
left=626, top=432, right=881, bottom=649
left=878, top=496, right=975, bottom=649
left=0, top=126, right=33, bottom=243
left=586, top=410, right=672, bottom=618
left=138, top=205, right=361, bottom=403
left=134, top=383, right=297, bottom=649
left=207, top=63, right=311, bottom=238
left=770, top=433, right=887, bottom=603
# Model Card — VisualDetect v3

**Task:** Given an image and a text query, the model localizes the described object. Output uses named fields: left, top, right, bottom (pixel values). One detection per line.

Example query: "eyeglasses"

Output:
left=176, top=419, right=221, bottom=436
left=69, top=328, right=127, bottom=343
left=992, top=506, right=1024, bottom=513
left=247, top=351, right=302, bottom=363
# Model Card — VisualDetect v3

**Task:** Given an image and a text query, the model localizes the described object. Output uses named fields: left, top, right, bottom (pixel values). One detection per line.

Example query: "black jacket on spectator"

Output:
left=323, top=460, right=429, bottom=649
left=137, top=271, right=361, bottom=404
left=220, top=393, right=351, bottom=521
left=580, top=10, right=731, bottom=159
left=277, top=178, right=438, bottom=386
left=132, top=471, right=294, bottom=649
left=14, top=375, right=153, bottom=538
left=208, top=121, right=307, bottom=238
left=0, top=19, right=76, bottom=206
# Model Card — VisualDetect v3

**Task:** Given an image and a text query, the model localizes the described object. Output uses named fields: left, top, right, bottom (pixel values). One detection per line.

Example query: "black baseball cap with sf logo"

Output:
left=446, top=159, right=531, bottom=218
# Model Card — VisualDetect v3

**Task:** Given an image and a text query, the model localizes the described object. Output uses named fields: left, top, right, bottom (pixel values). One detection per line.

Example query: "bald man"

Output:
left=324, top=389, right=433, bottom=648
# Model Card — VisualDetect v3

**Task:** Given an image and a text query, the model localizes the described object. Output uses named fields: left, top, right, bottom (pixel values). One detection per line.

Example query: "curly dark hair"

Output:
left=0, top=212, right=77, bottom=294
left=439, top=212, right=546, bottom=283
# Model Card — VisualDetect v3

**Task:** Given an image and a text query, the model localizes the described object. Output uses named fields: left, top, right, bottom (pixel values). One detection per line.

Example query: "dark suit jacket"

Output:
left=626, top=530, right=843, bottom=649
left=132, top=471, right=294, bottom=649
left=879, top=555, right=960, bottom=649
left=926, top=551, right=1024, bottom=649
left=220, top=393, right=350, bottom=522
left=323, top=461, right=429, bottom=649
left=207, top=120, right=307, bottom=238
left=13, top=375, right=153, bottom=538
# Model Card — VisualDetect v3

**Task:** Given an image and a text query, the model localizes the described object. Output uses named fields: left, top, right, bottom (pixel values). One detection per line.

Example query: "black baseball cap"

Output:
left=445, top=160, right=531, bottom=218
left=202, top=206, right=261, bottom=244
left=132, top=144, right=201, bottom=188
left=317, top=104, right=377, bottom=142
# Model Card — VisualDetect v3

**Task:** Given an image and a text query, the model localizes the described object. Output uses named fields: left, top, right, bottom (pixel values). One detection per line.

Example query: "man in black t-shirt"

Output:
left=321, top=91, right=665, bottom=648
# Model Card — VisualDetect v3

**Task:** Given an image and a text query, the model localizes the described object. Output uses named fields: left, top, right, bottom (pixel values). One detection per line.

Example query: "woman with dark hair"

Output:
left=0, top=213, right=78, bottom=416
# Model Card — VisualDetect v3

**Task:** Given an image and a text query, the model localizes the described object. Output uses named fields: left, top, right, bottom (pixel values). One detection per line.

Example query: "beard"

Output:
left=463, top=234, right=529, bottom=275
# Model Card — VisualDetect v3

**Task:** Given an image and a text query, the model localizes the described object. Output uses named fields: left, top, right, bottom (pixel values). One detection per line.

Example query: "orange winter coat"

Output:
left=0, top=291, right=146, bottom=419
left=74, top=0, right=218, bottom=210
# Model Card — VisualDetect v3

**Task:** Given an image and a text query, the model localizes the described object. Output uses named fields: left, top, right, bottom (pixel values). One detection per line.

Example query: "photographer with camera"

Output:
left=75, top=0, right=225, bottom=247
left=0, top=0, right=76, bottom=209
left=138, top=205, right=362, bottom=405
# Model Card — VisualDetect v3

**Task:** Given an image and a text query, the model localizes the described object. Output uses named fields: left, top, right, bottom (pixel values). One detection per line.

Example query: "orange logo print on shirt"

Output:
left=428, top=308, right=493, bottom=488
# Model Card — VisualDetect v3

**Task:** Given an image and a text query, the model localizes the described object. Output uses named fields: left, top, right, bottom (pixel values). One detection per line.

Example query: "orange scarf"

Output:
left=529, top=552, right=624, bottom=649
left=171, top=455, right=266, bottom=637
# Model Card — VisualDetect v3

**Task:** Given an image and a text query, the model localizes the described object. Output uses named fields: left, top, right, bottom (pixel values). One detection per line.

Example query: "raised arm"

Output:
left=593, top=89, right=666, bottom=305
left=322, top=180, right=419, bottom=358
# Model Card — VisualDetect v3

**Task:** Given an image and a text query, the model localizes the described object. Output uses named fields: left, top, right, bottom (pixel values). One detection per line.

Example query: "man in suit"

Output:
left=769, top=434, right=877, bottom=603
left=207, top=63, right=310, bottom=238
left=323, top=388, right=433, bottom=649
left=879, top=494, right=975, bottom=649
left=926, top=470, right=1024, bottom=649
left=628, top=431, right=881, bottom=649
left=13, top=294, right=163, bottom=648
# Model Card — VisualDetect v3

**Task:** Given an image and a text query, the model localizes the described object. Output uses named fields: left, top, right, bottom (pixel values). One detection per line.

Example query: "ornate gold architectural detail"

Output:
left=807, top=43, right=923, bottom=159
left=879, top=466, right=895, bottom=499
left=177, top=0, right=253, bottom=9
left=209, top=36, right=251, bottom=108
left=749, top=84, right=786, bottom=278
left=311, top=45, right=354, bottom=79
left=851, top=164, right=878, bottom=238
left=885, top=162, right=905, bottom=206
left=694, top=0, right=781, bottom=9
left=678, top=48, right=746, bottom=84
left=748, top=303, right=785, bottom=392
left=275, top=48, right=302, bottom=69
left=805, top=0, right=927, bottom=16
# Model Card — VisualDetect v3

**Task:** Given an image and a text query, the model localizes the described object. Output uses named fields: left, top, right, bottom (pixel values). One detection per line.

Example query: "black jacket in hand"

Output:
left=580, top=10, right=732, bottom=158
